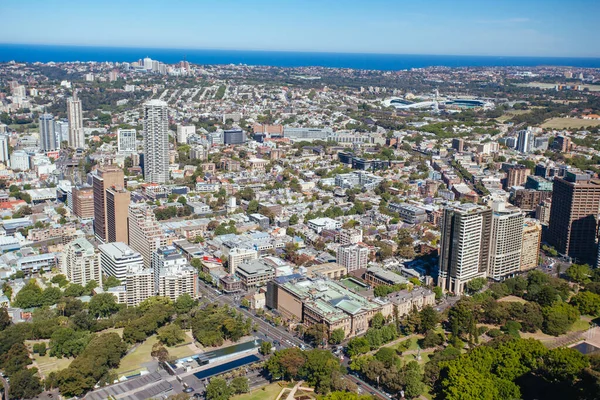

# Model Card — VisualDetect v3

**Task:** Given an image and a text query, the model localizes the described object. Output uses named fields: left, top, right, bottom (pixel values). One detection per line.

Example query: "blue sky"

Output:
left=1, top=0, right=599, bottom=57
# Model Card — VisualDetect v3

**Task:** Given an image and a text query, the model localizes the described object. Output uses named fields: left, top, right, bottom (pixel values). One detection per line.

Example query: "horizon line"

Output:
left=2, top=42, right=600, bottom=60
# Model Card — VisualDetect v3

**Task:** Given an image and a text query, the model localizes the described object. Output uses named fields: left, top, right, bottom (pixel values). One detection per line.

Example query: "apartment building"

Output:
left=62, top=238, right=102, bottom=286
left=98, top=242, right=144, bottom=283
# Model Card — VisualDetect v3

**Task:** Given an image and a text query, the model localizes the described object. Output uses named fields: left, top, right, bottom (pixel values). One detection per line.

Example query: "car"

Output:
left=193, top=394, right=202, bottom=399
left=183, top=387, right=195, bottom=393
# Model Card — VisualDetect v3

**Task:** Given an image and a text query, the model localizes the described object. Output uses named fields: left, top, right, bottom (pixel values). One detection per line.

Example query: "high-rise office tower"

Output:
left=128, top=203, right=168, bottom=268
left=487, top=202, right=524, bottom=281
left=117, top=128, right=136, bottom=153
left=516, top=129, right=532, bottom=153
left=54, top=120, right=69, bottom=147
left=39, top=113, right=57, bottom=151
left=93, top=166, right=129, bottom=244
left=438, top=203, right=491, bottom=294
left=106, top=187, right=130, bottom=243
left=61, top=238, right=102, bottom=286
left=67, top=90, right=84, bottom=148
left=547, top=172, right=600, bottom=264
left=143, top=100, right=169, bottom=183
left=72, top=186, right=94, bottom=219
left=0, top=134, right=9, bottom=164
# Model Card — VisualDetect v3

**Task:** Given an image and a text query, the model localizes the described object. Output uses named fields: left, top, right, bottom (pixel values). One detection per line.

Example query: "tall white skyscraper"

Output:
left=487, top=202, right=524, bottom=281
left=0, top=135, right=9, bottom=164
left=117, top=128, right=137, bottom=153
left=143, top=100, right=169, bottom=183
left=143, top=57, right=153, bottom=70
left=54, top=120, right=69, bottom=147
left=67, top=90, right=85, bottom=149
left=39, top=113, right=57, bottom=151
left=438, top=203, right=491, bottom=294
left=516, top=129, right=532, bottom=153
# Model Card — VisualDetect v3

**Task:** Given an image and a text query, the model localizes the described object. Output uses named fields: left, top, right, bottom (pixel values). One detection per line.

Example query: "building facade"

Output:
left=547, top=172, right=600, bottom=264
left=438, top=203, right=491, bottom=294
left=117, top=128, right=136, bottom=153
left=61, top=238, right=102, bottom=286
left=99, top=242, right=144, bottom=283
left=336, top=243, right=369, bottom=273
left=67, top=91, right=84, bottom=148
left=521, top=219, right=542, bottom=271
left=487, top=202, right=524, bottom=281
left=72, top=186, right=94, bottom=220
left=143, top=100, right=169, bottom=183
left=128, top=204, right=169, bottom=268
left=93, top=166, right=129, bottom=244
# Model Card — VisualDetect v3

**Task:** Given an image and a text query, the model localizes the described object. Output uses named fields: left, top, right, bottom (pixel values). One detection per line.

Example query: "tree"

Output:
left=157, top=324, right=186, bottom=346
left=51, top=274, right=69, bottom=287
left=304, top=323, right=328, bottom=345
left=151, top=342, right=172, bottom=362
left=174, top=293, right=196, bottom=314
left=260, top=341, right=273, bottom=355
left=419, top=305, right=439, bottom=333
left=370, top=312, right=385, bottom=329
left=247, top=200, right=260, bottom=214
left=0, top=307, right=11, bottom=331
left=566, top=264, right=592, bottom=284
left=433, top=286, right=444, bottom=301
left=63, top=283, right=86, bottom=298
left=543, top=302, right=580, bottom=336
left=346, top=337, right=370, bottom=357
left=50, top=327, right=91, bottom=358
left=13, top=280, right=43, bottom=308
left=41, top=287, right=62, bottom=306
left=289, top=214, right=299, bottom=225
left=543, top=347, right=590, bottom=382
left=8, top=369, right=43, bottom=400
left=301, top=349, right=342, bottom=393
left=177, top=196, right=187, bottom=205
left=466, top=277, right=487, bottom=294
left=102, top=275, right=121, bottom=290
left=88, top=293, right=119, bottom=318
left=403, top=361, right=424, bottom=399
left=206, top=377, right=231, bottom=400
left=230, top=376, right=249, bottom=394
left=422, top=329, right=445, bottom=348
left=329, top=328, right=345, bottom=345
left=1, top=342, right=32, bottom=376
left=570, top=291, right=600, bottom=315
left=265, top=347, right=307, bottom=381
left=374, top=347, right=397, bottom=368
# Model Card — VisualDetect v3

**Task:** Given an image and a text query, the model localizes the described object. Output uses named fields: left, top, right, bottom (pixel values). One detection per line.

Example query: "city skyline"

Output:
left=1, top=0, right=600, bottom=58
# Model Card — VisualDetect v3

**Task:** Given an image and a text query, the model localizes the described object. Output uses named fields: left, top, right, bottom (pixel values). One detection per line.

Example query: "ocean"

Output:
left=1, top=43, right=600, bottom=70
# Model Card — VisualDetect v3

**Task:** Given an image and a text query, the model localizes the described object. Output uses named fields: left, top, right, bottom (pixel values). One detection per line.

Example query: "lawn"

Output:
left=496, top=110, right=531, bottom=123
left=32, top=352, right=73, bottom=377
left=498, top=295, right=527, bottom=304
left=232, top=382, right=285, bottom=400
left=116, top=332, right=198, bottom=375
left=541, top=117, right=600, bottom=129
left=570, top=319, right=591, bottom=332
